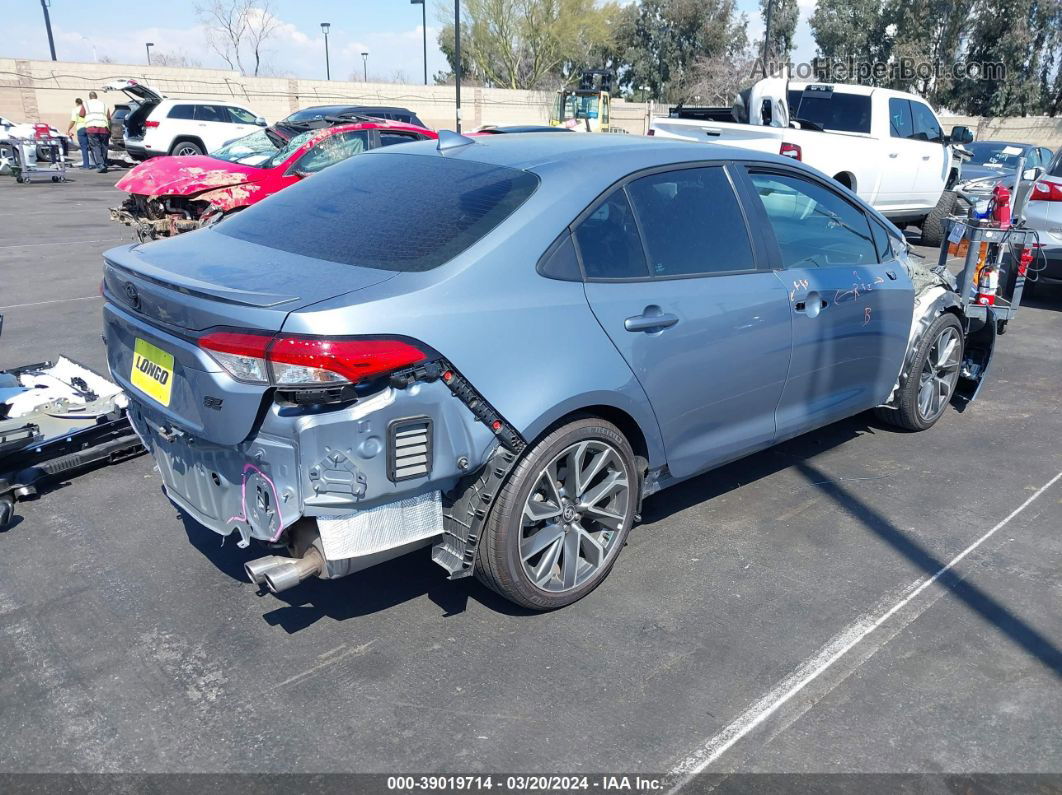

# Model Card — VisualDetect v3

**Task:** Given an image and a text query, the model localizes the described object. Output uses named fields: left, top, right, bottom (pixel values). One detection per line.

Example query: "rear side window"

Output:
left=888, top=98, right=913, bottom=139
left=749, top=171, right=878, bottom=268
left=787, top=90, right=871, bottom=133
left=379, top=131, right=426, bottom=147
left=219, top=153, right=539, bottom=272
left=167, top=105, right=195, bottom=120
left=573, top=190, right=648, bottom=279
left=626, top=167, right=754, bottom=276
left=195, top=105, right=228, bottom=123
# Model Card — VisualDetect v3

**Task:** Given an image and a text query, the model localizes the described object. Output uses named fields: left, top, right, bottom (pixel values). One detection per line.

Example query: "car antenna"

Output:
left=437, top=129, right=476, bottom=152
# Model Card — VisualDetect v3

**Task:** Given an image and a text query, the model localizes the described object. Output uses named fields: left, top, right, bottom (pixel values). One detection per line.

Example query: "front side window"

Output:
left=749, top=171, right=878, bottom=268
left=292, top=130, right=369, bottom=174
left=219, top=153, right=540, bottom=272
left=573, top=191, right=648, bottom=279
left=228, top=107, right=258, bottom=125
left=626, top=167, right=755, bottom=276
left=910, top=102, right=944, bottom=143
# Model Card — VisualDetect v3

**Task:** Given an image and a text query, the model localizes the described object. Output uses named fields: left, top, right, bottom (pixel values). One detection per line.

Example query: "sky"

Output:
left=4, top=0, right=817, bottom=85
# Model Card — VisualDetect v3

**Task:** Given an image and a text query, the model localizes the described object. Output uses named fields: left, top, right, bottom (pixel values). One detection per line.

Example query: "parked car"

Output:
left=649, top=79, right=974, bottom=246
left=100, top=134, right=992, bottom=610
left=278, top=104, right=426, bottom=129
left=110, top=119, right=436, bottom=238
left=953, top=140, right=1053, bottom=208
left=103, top=79, right=266, bottom=159
left=109, top=103, right=130, bottom=151
left=1016, top=150, right=1062, bottom=295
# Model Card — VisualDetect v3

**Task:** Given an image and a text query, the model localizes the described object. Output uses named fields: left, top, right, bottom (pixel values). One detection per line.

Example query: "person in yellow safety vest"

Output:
left=83, top=91, right=111, bottom=174
left=66, top=97, right=96, bottom=169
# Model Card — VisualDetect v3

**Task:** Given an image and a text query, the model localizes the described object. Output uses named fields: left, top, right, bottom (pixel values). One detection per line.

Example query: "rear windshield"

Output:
left=218, top=153, right=540, bottom=271
left=787, top=90, right=872, bottom=134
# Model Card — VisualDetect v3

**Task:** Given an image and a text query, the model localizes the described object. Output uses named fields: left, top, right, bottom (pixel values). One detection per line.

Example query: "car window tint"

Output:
left=787, top=90, right=871, bottom=133
left=910, top=102, right=943, bottom=143
left=888, top=98, right=913, bottom=139
left=379, top=131, right=423, bottom=147
left=195, top=105, right=227, bottom=123
left=626, top=167, right=754, bottom=276
left=573, top=190, right=649, bottom=279
left=219, top=153, right=539, bottom=272
left=228, top=107, right=258, bottom=124
left=750, top=171, right=878, bottom=268
left=167, top=104, right=196, bottom=120
left=293, top=130, right=369, bottom=173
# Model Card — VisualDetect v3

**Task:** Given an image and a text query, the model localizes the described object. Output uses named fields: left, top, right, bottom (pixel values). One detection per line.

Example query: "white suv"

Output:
left=103, top=79, right=265, bottom=159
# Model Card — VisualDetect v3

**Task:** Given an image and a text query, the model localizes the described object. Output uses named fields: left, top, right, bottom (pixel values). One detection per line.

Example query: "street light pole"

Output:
left=454, top=0, right=462, bottom=131
left=146, top=42, right=154, bottom=65
left=321, top=23, right=331, bottom=80
left=40, top=0, right=56, bottom=61
left=410, top=0, right=427, bottom=85
left=361, top=52, right=369, bottom=82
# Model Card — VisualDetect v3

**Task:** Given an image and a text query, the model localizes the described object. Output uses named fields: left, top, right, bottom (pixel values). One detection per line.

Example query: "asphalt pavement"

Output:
left=0, top=169, right=1059, bottom=780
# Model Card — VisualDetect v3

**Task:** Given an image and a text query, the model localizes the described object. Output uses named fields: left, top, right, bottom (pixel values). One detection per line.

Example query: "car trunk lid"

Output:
left=102, top=231, right=399, bottom=445
left=104, top=79, right=164, bottom=141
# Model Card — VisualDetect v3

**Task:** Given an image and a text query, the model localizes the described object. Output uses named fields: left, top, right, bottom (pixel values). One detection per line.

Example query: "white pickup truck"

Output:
left=649, top=81, right=974, bottom=246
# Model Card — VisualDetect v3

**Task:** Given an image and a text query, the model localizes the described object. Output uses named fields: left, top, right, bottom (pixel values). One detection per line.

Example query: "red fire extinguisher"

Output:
left=989, top=183, right=1011, bottom=228
left=1017, top=246, right=1033, bottom=277
left=976, top=265, right=999, bottom=306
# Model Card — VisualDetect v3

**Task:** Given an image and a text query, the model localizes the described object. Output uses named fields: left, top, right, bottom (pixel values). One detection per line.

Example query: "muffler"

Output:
left=245, top=547, right=325, bottom=594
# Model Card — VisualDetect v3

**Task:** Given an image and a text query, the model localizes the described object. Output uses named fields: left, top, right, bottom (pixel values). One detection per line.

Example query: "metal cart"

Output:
left=6, top=134, right=68, bottom=183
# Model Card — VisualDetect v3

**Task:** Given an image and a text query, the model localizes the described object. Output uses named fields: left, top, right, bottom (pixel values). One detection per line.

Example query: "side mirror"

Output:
left=1023, top=166, right=1043, bottom=181
left=255, top=117, right=267, bottom=127
left=949, top=125, right=974, bottom=145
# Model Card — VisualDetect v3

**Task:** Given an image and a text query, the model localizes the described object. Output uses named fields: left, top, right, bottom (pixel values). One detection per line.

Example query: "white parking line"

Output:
left=0, top=295, right=100, bottom=311
left=668, top=469, right=1062, bottom=786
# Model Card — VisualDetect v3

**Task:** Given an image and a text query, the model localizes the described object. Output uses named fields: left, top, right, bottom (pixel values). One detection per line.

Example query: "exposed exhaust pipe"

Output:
left=245, top=547, right=325, bottom=594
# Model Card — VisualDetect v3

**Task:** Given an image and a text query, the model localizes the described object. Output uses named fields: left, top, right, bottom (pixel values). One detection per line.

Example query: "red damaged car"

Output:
left=110, top=119, right=436, bottom=239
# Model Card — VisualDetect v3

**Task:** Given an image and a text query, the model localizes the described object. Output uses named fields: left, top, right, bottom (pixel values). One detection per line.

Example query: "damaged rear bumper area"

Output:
left=127, top=370, right=506, bottom=591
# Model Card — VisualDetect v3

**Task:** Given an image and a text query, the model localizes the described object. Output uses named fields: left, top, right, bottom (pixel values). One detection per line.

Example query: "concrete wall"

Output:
left=0, top=58, right=651, bottom=135
left=941, top=115, right=1062, bottom=149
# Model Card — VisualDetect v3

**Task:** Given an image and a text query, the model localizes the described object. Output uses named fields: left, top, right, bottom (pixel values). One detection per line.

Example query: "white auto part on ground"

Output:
left=316, top=489, right=443, bottom=561
left=1, top=357, right=127, bottom=419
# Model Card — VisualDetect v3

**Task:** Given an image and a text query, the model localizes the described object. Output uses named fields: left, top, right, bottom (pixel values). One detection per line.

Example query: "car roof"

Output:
left=378, top=132, right=795, bottom=173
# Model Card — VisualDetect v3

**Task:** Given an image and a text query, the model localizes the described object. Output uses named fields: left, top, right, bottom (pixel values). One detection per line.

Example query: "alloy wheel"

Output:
left=917, top=325, right=961, bottom=422
left=519, top=440, right=631, bottom=593
left=174, top=144, right=201, bottom=156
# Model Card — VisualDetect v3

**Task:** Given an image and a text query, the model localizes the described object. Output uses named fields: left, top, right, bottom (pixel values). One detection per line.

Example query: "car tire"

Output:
left=919, top=190, right=957, bottom=248
left=875, top=313, right=964, bottom=432
left=474, top=417, right=638, bottom=610
left=170, top=140, right=205, bottom=156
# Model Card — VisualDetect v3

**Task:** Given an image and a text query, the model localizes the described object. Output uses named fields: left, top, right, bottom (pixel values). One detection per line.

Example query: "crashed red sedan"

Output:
left=110, top=119, right=436, bottom=239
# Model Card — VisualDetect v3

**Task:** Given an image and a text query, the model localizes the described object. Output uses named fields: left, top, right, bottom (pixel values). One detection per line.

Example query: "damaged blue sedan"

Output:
left=102, top=133, right=985, bottom=609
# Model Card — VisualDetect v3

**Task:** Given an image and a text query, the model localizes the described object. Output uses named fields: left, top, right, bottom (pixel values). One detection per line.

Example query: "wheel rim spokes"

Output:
left=520, top=439, right=630, bottom=593
left=918, top=327, right=961, bottom=421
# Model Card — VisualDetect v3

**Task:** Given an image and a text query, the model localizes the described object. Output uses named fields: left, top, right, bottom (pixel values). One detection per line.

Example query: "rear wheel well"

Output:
left=833, top=171, right=856, bottom=191
left=169, top=136, right=205, bottom=155
left=543, top=405, right=649, bottom=471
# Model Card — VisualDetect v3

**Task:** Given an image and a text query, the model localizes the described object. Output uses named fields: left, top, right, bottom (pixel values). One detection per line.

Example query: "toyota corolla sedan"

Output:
left=101, top=134, right=991, bottom=610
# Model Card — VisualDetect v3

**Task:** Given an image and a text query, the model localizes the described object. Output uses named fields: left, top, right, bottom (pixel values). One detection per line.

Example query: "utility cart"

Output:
left=5, top=133, right=68, bottom=184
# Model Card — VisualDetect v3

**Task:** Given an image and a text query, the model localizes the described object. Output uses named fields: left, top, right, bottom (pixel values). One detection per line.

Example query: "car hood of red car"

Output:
left=115, top=155, right=269, bottom=197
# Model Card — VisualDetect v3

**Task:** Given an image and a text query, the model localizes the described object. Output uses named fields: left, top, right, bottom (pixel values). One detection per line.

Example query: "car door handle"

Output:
left=888, top=152, right=899, bottom=158
left=624, top=309, right=679, bottom=332
left=794, top=292, right=828, bottom=315
left=922, top=154, right=931, bottom=160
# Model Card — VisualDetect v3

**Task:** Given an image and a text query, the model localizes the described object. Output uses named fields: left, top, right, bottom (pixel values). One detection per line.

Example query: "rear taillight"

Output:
left=145, top=120, right=160, bottom=128
left=198, top=332, right=429, bottom=387
left=779, top=142, right=801, bottom=160
left=1029, top=179, right=1062, bottom=202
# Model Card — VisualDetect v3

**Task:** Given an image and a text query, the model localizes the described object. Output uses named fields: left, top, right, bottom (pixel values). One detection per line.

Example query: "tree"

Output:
left=760, top=0, right=798, bottom=61
left=809, top=0, right=888, bottom=82
left=150, top=51, right=204, bottom=68
left=436, top=0, right=619, bottom=90
left=611, top=0, right=750, bottom=102
left=878, top=0, right=972, bottom=100
left=196, top=0, right=279, bottom=76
